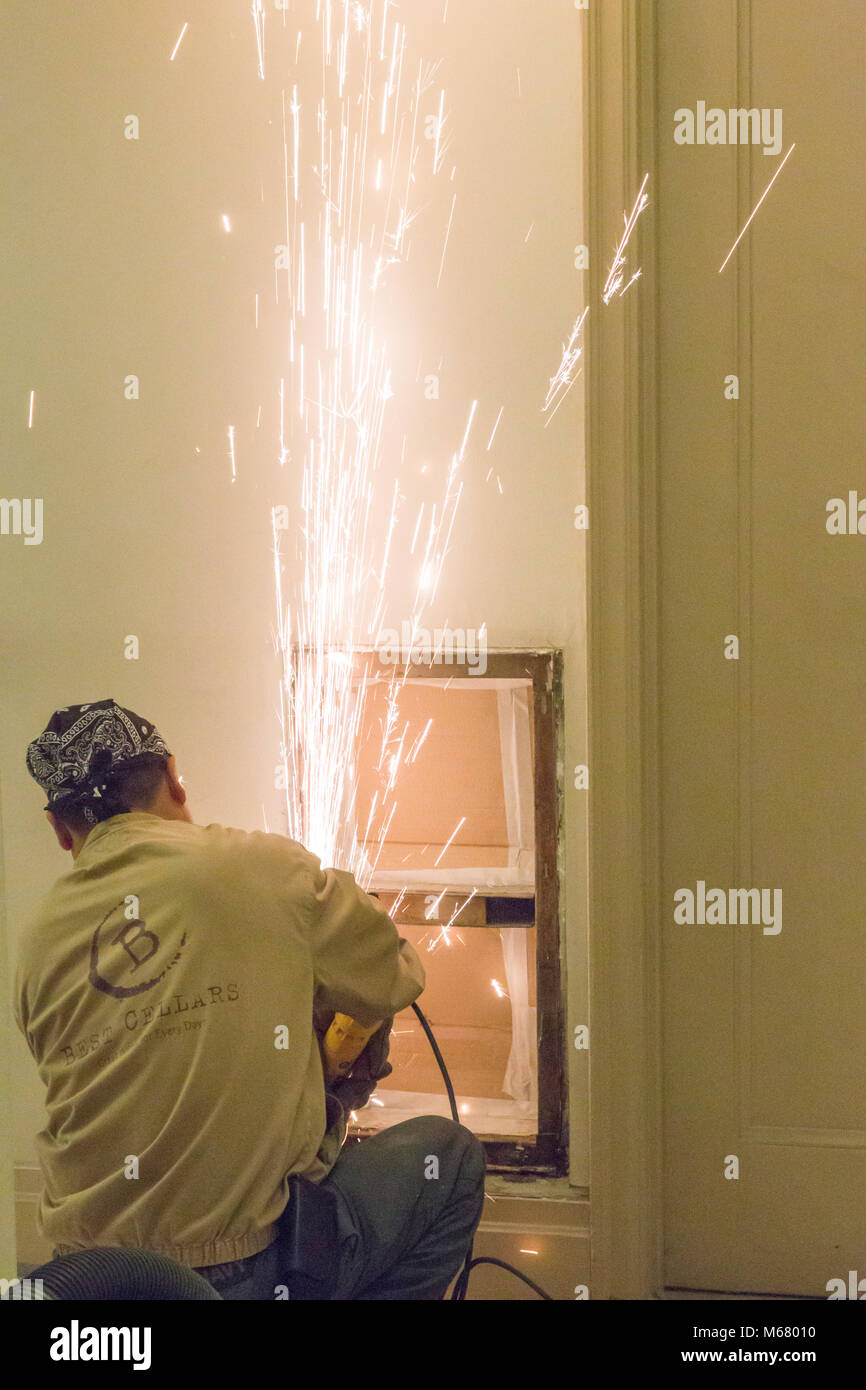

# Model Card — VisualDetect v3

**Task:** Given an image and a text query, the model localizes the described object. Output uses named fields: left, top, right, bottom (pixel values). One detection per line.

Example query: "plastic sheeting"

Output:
left=496, top=684, right=536, bottom=1108
left=499, top=927, right=537, bottom=1109
left=368, top=680, right=538, bottom=1121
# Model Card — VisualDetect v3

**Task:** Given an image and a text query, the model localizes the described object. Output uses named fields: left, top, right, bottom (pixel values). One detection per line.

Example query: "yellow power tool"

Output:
left=321, top=1013, right=382, bottom=1084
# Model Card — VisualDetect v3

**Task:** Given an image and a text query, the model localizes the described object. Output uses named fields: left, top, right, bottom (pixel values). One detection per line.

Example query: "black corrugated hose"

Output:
left=20, top=1246, right=221, bottom=1300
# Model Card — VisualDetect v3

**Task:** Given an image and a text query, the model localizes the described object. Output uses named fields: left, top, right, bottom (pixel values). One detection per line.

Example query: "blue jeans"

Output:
left=195, top=1116, right=486, bottom=1300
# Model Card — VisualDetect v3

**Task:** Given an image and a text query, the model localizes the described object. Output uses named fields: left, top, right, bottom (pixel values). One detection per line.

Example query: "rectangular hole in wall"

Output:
left=347, top=651, right=565, bottom=1174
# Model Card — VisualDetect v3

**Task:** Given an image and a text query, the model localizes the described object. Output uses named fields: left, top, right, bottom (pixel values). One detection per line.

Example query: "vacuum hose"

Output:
left=22, top=1247, right=223, bottom=1300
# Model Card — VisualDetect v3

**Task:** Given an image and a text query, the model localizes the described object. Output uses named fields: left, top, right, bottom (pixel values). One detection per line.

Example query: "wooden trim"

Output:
left=533, top=647, right=566, bottom=1174
left=585, top=0, right=663, bottom=1298
left=636, top=0, right=664, bottom=1302
left=733, top=0, right=757, bottom=1159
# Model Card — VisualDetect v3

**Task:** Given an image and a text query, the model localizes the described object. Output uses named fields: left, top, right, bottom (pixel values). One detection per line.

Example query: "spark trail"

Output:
left=261, top=2, right=471, bottom=889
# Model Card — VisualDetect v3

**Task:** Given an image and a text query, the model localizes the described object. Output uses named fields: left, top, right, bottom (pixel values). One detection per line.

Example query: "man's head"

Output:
left=26, top=700, right=193, bottom=859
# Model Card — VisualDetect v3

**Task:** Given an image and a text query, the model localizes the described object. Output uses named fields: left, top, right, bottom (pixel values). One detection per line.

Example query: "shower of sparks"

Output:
left=252, top=1, right=266, bottom=80
left=719, top=142, right=796, bottom=273
left=434, top=815, right=466, bottom=867
left=432, top=89, right=447, bottom=173
left=27, top=390, right=34, bottom=428
left=445, top=887, right=477, bottom=928
left=542, top=305, right=589, bottom=424
left=169, top=22, right=188, bottom=63
left=266, top=3, right=469, bottom=886
left=491, top=978, right=509, bottom=999
left=486, top=406, right=503, bottom=451
left=436, top=192, right=457, bottom=288
left=425, top=888, right=448, bottom=920
left=407, top=717, right=433, bottom=762
left=601, top=172, right=649, bottom=304
left=543, top=175, right=648, bottom=426
left=458, top=399, right=478, bottom=460
left=389, top=887, right=408, bottom=917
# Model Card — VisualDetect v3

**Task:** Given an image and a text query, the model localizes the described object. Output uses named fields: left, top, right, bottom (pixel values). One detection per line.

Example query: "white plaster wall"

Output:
left=0, top=0, right=586, bottom=1200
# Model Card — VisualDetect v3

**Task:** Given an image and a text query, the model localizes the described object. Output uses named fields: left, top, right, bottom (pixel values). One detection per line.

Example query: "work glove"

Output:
left=313, top=1018, right=394, bottom=1170
left=326, top=1016, right=394, bottom=1114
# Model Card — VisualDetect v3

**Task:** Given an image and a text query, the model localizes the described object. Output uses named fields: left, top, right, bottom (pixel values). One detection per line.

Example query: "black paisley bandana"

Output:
left=26, top=700, right=172, bottom=826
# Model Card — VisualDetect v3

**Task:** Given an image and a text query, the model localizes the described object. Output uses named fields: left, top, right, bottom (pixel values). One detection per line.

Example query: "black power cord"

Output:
left=410, top=1001, right=554, bottom=1301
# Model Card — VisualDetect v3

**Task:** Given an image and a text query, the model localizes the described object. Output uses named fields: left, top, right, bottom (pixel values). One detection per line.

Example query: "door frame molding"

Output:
left=584, top=0, right=664, bottom=1298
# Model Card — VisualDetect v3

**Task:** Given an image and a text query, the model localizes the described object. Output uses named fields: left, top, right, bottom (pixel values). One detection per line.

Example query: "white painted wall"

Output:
left=0, top=0, right=587, bottom=1242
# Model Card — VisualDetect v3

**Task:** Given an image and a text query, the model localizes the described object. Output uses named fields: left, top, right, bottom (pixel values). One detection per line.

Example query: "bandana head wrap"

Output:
left=26, top=700, right=172, bottom=826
